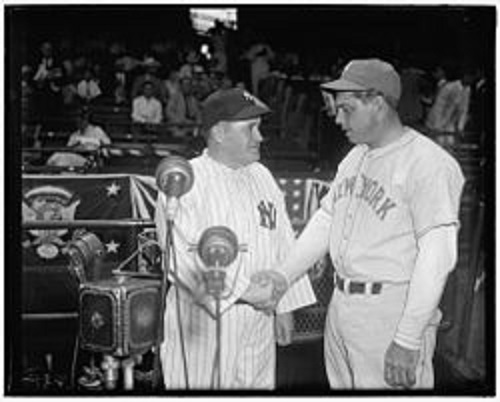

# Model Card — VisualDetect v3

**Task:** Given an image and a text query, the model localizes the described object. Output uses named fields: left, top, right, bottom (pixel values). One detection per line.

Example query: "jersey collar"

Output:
left=364, top=127, right=417, bottom=160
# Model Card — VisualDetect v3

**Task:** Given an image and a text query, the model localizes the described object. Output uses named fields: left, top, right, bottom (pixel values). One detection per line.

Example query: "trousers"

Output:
left=324, top=282, right=440, bottom=389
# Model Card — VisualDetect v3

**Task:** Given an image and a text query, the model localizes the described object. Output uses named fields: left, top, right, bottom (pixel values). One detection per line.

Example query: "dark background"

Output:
left=5, top=4, right=496, bottom=396
left=6, top=5, right=495, bottom=66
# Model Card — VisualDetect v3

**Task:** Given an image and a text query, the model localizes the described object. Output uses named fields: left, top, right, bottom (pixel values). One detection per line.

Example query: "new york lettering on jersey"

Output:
left=331, top=174, right=397, bottom=221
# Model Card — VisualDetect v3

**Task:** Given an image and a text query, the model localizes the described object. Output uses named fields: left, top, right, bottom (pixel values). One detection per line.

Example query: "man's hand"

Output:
left=240, top=270, right=289, bottom=314
left=240, top=277, right=275, bottom=314
left=384, top=341, right=420, bottom=389
left=275, top=312, right=294, bottom=346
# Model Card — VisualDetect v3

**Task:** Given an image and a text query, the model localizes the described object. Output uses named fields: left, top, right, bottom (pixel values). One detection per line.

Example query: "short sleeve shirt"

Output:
left=321, top=128, right=465, bottom=283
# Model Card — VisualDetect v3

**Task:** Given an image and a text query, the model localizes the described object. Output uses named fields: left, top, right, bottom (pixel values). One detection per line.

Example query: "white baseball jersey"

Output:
left=322, top=128, right=464, bottom=282
left=319, top=127, right=464, bottom=388
left=155, top=150, right=316, bottom=389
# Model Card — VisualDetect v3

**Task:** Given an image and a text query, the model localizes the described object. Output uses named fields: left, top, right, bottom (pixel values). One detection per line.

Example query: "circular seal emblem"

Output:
left=22, top=185, right=81, bottom=259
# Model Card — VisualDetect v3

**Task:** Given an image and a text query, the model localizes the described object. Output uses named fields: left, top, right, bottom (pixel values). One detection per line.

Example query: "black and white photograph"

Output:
left=4, top=2, right=495, bottom=396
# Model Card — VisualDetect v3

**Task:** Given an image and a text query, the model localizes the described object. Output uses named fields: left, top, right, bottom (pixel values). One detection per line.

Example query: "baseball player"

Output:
left=154, top=88, right=316, bottom=389
left=256, top=59, right=465, bottom=389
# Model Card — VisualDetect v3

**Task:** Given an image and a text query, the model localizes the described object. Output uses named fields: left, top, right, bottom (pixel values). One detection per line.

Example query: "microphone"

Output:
left=155, top=155, right=194, bottom=220
left=197, top=226, right=239, bottom=298
left=67, top=230, right=106, bottom=283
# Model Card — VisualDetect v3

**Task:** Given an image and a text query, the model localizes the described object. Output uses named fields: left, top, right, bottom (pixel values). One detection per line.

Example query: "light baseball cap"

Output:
left=321, top=59, right=401, bottom=108
left=201, top=88, right=271, bottom=133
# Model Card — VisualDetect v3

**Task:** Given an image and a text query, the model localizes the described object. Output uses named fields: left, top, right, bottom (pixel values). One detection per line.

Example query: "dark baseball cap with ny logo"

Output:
left=201, top=88, right=271, bottom=133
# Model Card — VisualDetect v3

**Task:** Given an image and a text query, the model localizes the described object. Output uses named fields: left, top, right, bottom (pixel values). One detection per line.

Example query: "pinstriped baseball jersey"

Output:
left=321, top=128, right=465, bottom=282
left=155, top=150, right=316, bottom=389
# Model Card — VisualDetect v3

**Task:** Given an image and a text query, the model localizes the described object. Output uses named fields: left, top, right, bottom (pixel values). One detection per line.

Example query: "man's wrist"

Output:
left=393, top=333, right=422, bottom=351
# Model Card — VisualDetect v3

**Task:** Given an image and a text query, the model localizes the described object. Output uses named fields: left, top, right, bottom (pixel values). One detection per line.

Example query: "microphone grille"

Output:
left=198, top=226, right=238, bottom=268
left=155, top=155, right=194, bottom=197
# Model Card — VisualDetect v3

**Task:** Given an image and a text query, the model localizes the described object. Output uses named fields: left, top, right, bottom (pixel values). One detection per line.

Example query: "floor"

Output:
left=277, top=339, right=490, bottom=395
left=10, top=319, right=490, bottom=395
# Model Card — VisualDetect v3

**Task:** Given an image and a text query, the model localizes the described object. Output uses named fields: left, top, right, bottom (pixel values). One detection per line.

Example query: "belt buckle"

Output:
left=371, top=282, right=382, bottom=294
left=349, top=281, right=365, bottom=294
left=336, top=273, right=382, bottom=295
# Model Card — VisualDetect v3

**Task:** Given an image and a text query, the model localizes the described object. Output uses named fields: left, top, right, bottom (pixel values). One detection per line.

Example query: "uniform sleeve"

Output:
left=393, top=153, right=465, bottom=349
left=408, top=155, right=465, bottom=238
left=394, top=225, right=458, bottom=349
left=273, top=187, right=317, bottom=314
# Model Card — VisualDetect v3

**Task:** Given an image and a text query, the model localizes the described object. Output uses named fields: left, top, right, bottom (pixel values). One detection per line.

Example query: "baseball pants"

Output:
left=324, top=282, right=440, bottom=389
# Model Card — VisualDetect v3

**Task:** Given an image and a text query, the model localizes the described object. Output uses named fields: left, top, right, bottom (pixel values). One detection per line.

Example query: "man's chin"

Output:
left=345, top=131, right=360, bottom=144
left=250, top=148, right=260, bottom=159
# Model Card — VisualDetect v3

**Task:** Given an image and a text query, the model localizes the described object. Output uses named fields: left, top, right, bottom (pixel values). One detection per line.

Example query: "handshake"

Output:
left=240, top=270, right=290, bottom=314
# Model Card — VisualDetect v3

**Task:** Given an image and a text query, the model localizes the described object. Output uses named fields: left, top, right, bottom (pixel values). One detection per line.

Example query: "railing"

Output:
left=22, top=219, right=155, bottom=230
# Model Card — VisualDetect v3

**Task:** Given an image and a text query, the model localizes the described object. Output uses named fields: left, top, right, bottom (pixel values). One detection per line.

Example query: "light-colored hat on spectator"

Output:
left=142, top=57, right=161, bottom=68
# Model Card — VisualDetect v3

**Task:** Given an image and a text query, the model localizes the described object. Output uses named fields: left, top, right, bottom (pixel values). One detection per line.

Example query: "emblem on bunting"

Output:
left=22, top=186, right=81, bottom=259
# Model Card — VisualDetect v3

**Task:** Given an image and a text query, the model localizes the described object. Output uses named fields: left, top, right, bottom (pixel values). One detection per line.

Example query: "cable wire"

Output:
left=70, top=330, right=80, bottom=390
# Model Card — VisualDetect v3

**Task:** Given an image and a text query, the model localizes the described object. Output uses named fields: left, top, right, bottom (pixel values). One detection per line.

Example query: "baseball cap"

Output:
left=201, top=88, right=271, bottom=133
left=321, top=59, right=401, bottom=108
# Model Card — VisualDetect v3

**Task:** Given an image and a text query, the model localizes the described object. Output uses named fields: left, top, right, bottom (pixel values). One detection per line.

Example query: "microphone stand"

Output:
left=214, top=271, right=222, bottom=390
left=206, top=262, right=225, bottom=390
left=152, top=220, right=172, bottom=390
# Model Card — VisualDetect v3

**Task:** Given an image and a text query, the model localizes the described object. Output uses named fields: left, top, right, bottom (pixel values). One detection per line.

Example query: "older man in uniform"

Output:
left=155, top=88, right=316, bottom=389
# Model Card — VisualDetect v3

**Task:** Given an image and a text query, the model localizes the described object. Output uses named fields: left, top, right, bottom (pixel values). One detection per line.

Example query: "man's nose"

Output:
left=335, top=111, right=344, bottom=127
left=253, top=128, right=263, bottom=142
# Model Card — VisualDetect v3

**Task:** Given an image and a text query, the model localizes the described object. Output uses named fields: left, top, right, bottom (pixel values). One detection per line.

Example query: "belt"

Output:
left=234, top=298, right=251, bottom=306
left=334, top=273, right=382, bottom=295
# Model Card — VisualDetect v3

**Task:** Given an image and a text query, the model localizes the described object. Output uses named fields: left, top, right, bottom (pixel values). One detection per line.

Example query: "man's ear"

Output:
left=372, top=95, right=387, bottom=111
left=211, top=122, right=226, bottom=143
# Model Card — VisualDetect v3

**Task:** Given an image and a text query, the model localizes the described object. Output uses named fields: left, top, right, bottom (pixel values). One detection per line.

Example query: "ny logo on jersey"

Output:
left=257, top=200, right=277, bottom=230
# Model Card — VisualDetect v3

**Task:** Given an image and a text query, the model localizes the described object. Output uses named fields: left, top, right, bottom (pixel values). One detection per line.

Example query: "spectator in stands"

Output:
left=465, top=67, right=488, bottom=142
left=163, top=69, right=181, bottom=102
left=33, top=41, right=60, bottom=88
left=61, top=75, right=79, bottom=108
left=103, top=42, right=135, bottom=101
left=179, top=49, right=204, bottom=79
left=165, top=76, right=201, bottom=138
left=21, top=65, right=35, bottom=123
left=32, top=41, right=63, bottom=123
left=76, top=68, right=102, bottom=103
left=425, top=63, right=470, bottom=147
left=131, top=56, right=167, bottom=103
left=115, top=51, right=141, bottom=74
left=47, top=110, right=111, bottom=167
left=106, top=63, right=129, bottom=105
left=421, top=64, right=446, bottom=119
left=192, top=66, right=212, bottom=100
left=208, top=20, right=229, bottom=75
left=242, top=41, right=275, bottom=97
left=131, top=81, right=163, bottom=124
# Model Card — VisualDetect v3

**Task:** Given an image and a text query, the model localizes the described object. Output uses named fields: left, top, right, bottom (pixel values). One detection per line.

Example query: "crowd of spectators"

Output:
left=20, top=23, right=489, bottom=170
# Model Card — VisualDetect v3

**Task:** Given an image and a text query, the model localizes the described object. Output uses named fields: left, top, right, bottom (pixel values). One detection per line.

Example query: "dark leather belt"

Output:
left=335, top=273, right=382, bottom=295
left=235, top=298, right=251, bottom=306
